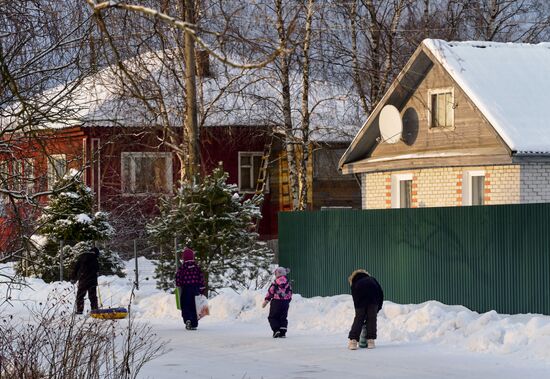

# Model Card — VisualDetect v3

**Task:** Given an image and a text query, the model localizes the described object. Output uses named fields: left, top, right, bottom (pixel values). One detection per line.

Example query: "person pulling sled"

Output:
left=72, top=246, right=100, bottom=315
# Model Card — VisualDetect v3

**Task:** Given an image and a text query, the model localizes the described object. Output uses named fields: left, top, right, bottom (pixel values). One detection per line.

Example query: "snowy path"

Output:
left=4, top=260, right=550, bottom=379
left=138, top=320, right=550, bottom=379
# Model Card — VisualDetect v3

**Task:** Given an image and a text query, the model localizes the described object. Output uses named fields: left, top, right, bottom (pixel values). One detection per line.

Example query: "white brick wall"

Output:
left=520, top=162, right=550, bottom=203
left=361, top=164, right=540, bottom=209
left=362, top=172, right=388, bottom=209
left=415, top=167, right=461, bottom=207
left=487, top=165, right=520, bottom=204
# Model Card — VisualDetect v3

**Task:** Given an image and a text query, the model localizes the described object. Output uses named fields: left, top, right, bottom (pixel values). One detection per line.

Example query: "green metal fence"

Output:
left=278, top=203, right=550, bottom=315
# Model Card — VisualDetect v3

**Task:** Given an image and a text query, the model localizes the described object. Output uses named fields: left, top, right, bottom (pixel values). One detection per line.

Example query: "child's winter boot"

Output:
left=279, top=327, right=287, bottom=338
left=273, top=330, right=281, bottom=338
left=367, top=339, right=376, bottom=349
left=185, top=320, right=197, bottom=330
left=348, top=339, right=358, bottom=350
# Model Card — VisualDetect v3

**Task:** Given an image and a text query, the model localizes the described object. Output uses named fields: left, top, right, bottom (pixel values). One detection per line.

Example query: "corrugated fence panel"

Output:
left=278, top=203, right=550, bottom=315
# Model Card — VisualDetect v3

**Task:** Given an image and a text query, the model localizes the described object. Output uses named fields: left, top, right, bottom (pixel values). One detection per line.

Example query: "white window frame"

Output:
left=463, top=170, right=485, bottom=206
left=13, top=158, right=35, bottom=193
left=391, top=173, right=413, bottom=209
left=48, top=154, right=67, bottom=190
left=238, top=151, right=267, bottom=193
left=121, top=152, right=173, bottom=195
left=428, top=87, right=455, bottom=129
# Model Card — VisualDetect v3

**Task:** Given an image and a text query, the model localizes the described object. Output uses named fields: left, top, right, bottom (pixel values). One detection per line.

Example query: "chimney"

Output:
left=195, top=50, right=211, bottom=77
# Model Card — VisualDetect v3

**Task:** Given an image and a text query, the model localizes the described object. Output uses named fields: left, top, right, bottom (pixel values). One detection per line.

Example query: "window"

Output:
left=13, top=158, right=34, bottom=193
left=238, top=152, right=264, bottom=193
left=391, top=173, right=413, bottom=208
left=121, top=152, right=173, bottom=194
left=1, top=161, right=8, bottom=187
left=48, top=154, right=67, bottom=190
left=463, top=170, right=485, bottom=206
left=399, top=179, right=412, bottom=208
left=429, top=88, right=454, bottom=128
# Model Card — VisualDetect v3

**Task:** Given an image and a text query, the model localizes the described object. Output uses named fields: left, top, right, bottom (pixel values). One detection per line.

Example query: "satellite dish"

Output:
left=379, top=105, right=403, bottom=144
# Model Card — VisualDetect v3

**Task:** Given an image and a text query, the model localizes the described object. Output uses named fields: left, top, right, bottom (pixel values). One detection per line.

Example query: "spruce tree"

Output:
left=148, top=166, right=273, bottom=293
left=18, top=170, right=124, bottom=282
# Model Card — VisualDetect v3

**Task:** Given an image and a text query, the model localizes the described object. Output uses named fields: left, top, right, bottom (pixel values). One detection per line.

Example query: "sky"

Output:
left=2, top=258, right=550, bottom=379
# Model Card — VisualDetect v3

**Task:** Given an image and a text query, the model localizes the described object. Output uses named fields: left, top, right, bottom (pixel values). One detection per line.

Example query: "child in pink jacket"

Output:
left=262, top=267, right=292, bottom=338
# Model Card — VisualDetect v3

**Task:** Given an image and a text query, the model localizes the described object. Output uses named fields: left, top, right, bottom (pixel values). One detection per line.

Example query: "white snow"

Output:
left=424, top=39, right=550, bottom=154
left=75, top=213, right=92, bottom=224
left=2, top=257, right=550, bottom=378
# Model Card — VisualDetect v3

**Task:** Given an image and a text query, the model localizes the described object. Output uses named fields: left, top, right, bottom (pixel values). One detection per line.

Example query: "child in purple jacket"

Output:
left=175, top=247, right=205, bottom=330
left=262, top=267, right=292, bottom=338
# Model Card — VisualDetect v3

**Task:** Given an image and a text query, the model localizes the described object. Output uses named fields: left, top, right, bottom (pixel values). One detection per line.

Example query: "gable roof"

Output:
left=1, top=50, right=362, bottom=143
left=340, top=39, right=550, bottom=170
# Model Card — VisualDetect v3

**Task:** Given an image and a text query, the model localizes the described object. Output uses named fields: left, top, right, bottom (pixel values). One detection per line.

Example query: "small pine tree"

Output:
left=18, top=170, right=124, bottom=282
left=148, top=166, right=273, bottom=293
left=154, top=249, right=177, bottom=291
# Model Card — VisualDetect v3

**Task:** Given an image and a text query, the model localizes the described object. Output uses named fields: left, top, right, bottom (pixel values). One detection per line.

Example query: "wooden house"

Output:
left=339, top=39, right=550, bottom=209
left=1, top=51, right=361, bottom=252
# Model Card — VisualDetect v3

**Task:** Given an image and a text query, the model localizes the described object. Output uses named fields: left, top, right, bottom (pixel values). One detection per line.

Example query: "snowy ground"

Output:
left=2, top=258, right=550, bottom=379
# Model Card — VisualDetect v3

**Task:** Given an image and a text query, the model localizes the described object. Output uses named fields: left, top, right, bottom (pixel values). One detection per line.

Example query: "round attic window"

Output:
left=402, top=107, right=419, bottom=146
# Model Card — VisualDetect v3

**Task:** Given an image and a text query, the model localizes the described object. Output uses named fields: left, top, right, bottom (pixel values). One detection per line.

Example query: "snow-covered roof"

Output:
left=1, top=50, right=362, bottom=143
left=340, top=39, right=550, bottom=170
left=424, top=39, right=550, bottom=154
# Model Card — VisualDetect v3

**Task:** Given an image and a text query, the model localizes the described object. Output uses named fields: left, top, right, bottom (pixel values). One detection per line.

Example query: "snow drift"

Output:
left=2, top=258, right=550, bottom=362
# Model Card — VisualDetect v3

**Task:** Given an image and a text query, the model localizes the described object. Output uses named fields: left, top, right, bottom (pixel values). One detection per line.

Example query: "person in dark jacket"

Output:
left=175, top=247, right=205, bottom=330
left=347, top=269, right=384, bottom=350
left=72, top=246, right=100, bottom=314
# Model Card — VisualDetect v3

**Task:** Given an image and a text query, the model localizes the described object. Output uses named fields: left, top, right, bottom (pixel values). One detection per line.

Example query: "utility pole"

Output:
left=184, top=0, right=200, bottom=182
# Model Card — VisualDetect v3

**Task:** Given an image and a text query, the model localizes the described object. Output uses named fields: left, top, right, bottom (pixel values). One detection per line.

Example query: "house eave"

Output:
left=341, top=150, right=514, bottom=175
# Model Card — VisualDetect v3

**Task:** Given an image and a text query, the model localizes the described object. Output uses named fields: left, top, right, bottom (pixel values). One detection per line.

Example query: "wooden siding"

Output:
left=369, top=61, right=510, bottom=165
left=312, top=147, right=361, bottom=210
left=349, top=151, right=513, bottom=173
left=271, top=145, right=314, bottom=212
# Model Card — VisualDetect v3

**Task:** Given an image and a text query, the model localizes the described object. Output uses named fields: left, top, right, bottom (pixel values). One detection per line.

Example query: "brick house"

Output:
left=339, top=39, right=550, bottom=209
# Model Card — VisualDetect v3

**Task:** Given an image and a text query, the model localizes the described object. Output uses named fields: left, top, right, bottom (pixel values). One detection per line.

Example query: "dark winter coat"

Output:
left=175, top=260, right=205, bottom=291
left=72, top=252, right=99, bottom=288
left=349, top=270, right=383, bottom=310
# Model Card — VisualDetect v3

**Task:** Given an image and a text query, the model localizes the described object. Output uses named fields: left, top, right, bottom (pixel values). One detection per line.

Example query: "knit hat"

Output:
left=274, top=267, right=289, bottom=277
left=182, top=247, right=195, bottom=262
left=90, top=247, right=100, bottom=256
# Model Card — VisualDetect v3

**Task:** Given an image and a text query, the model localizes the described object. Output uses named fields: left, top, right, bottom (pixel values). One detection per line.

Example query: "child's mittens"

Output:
left=261, top=300, right=269, bottom=308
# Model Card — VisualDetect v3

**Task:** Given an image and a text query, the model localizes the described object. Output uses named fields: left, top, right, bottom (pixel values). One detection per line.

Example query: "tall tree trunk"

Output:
left=184, top=0, right=200, bottom=182
left=350, top=0, right=370, bottom=115
left=423, top=0, right=430, bottom=39
left=275, top=0, right=300, bottom=211
left=365, top=0, right=381, bottom=104
left=298, top=0, right=314, bottom=211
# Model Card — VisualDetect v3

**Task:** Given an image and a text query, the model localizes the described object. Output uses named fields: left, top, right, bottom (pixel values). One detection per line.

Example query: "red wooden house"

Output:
left=1, top=51, right=361, bottom=253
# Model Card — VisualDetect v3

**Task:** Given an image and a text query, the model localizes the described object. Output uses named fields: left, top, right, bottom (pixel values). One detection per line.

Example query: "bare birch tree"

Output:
left=1, top=0, right=96, bottom=260
left=330, top=0, right=413, bottom=116
left=85, top=0, right=286, bottom=185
